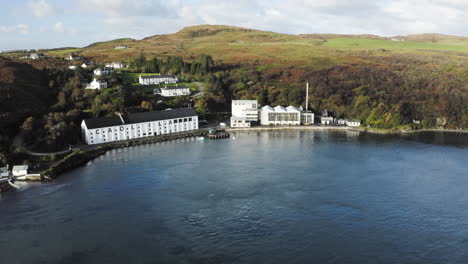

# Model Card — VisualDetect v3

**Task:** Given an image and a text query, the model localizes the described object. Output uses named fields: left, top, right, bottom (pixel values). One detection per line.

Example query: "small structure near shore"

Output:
left=0, top=165, right=10, bottom=177
left=12, top=165, right=28, bottom=176
left=207, top=129, right=230, bottom=139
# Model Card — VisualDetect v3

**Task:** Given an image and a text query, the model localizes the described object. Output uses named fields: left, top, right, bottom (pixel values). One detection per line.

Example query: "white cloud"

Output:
left=52, top=22, right=65, bottom=33
left=29, top=0, right=54, bottom=17
left=0, top=24, right=30, bottom=34
left=78, top=0, right=171, bottom=17
left=72, top=0, right=468, bottom=42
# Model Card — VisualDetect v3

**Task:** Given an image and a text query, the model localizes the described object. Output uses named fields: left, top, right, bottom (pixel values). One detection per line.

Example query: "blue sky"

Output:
left=1, top=0, right=467, bottom=51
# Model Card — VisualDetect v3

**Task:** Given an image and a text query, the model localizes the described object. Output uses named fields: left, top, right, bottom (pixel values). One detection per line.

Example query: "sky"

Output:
left=1, top=0, right=467, bottom=51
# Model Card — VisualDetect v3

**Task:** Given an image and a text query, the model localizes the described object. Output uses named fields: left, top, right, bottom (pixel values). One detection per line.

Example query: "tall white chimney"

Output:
left=306, top=81, right=309, bottom=112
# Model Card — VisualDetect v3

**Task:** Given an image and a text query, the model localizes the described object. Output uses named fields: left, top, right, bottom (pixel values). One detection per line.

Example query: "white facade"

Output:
left=105, top=62, right=126, bottom=69
left=115, top=46, right=129, bottom=49
left=346, top=120, right=361, bottom=127
left=321, top=117, right=334, bottom=125
left=301, top=112, right=315, bottom=124
left=81, top=109, right=199, bottom=145
left=81, top=63, right=90, bottom=68
left=94, top=67, right=114, bottom=76
left=86, top=78, right=108, bottom=90
left=335, top=118, right=346, bottom=125
left=230, top=100, right=258, bottom=127
left=69, top=65, right=78, bottom=70
left=12, top=165, right=28, bottom=176
left=160, top=85, right=191, bottom=97
left=139, top=75, right=178, bottom=85
left=260, top=105, right=301, bottom=126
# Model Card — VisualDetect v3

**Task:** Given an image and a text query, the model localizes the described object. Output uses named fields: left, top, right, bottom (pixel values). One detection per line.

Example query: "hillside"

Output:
left=13, top=25, right=463, bottom=68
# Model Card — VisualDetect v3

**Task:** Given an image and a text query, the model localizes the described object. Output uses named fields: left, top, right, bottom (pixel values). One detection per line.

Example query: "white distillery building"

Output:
left=230, top=100, right=259, bottom=127
left=94, top=67, right=114, bottom=76
left=159, top=85, right=191, bottom=97
left=260, top=105, right=301, bottom=126
left=85, top=78, right=108, bottom=90
left=105, top=62, right=126, bottom=69
left=81, top=108, right=199, bottom=145
left=139, top=75, right=178, bottom=85
left=115, top=46, right=129, bottom=49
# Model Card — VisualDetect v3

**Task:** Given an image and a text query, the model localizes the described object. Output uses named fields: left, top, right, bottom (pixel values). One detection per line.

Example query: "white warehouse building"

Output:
left=139, top=75, right=178, bottom=85
left=81, top=108, right=198, bottom=145
left=230, top=100, right=259, bottom=127
left=260, top=105, right=301, bottom=126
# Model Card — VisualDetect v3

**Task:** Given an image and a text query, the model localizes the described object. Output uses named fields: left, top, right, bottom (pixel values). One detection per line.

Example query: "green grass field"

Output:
left=323, top=38, right=468, bottom=53
left=46, top=48, right=82, bottom=55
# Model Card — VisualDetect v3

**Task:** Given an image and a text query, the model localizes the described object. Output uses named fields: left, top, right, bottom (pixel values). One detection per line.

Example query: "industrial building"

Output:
left=81, top=108, right=198, bottom=145
left=260, top=105, right=302, bottom=126
left=230, top=100, right=259, bottom=127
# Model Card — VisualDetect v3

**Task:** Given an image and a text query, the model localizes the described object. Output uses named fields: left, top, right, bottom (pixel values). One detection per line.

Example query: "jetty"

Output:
left=207, top=129, right=230, bottom=139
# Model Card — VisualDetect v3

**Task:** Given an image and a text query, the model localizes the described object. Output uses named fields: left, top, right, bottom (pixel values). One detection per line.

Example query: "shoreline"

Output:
left=225, top=126, right=468, bottom=134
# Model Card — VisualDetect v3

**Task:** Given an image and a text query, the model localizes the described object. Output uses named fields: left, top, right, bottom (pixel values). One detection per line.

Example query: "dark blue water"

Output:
left=1, top=131, right=468, bottom=264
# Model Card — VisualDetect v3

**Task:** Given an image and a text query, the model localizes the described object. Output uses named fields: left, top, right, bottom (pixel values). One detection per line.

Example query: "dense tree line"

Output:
left=129, top=52, right=214, bottom=78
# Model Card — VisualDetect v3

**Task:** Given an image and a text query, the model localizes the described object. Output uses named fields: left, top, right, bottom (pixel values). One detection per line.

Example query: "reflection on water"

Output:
left=0, top=131, right=467, bottom=264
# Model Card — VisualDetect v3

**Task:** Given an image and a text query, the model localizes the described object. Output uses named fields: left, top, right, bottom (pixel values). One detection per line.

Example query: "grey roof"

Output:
left=162, top=85, right=190, bottom=90
left=140, top=75, right=177, bottom=80
left=83, top=108, right=197, bottom=129
left=12, top=165, right=28, bottom=171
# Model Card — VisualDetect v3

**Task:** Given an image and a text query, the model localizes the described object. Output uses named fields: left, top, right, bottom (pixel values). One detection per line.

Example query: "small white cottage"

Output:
left=12, top=165, right=28, bottom=176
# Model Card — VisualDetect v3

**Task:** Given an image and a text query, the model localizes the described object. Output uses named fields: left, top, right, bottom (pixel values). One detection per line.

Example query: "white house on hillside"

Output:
left=86, top=78, right=108, bottom=90
left=69, top=65, right=78, bottom=70
left=115, top=46, right=129, bottom=49
left=81, top=63, right=91, bottom=68
left=30, top=53, right=45, bottom=60
left=139, top=75, right=178, bottom=85
left=65, top=54, right=81, bottom=60
left=94, top=67, right=114, bottom=76
left=105, top=62, right=126, bottom=69
left=159, top=85, right=191, bottom=97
